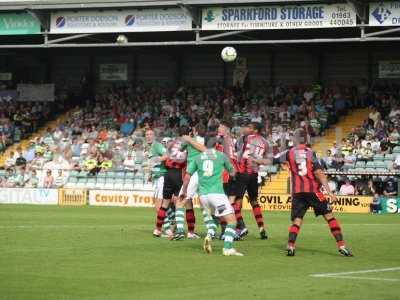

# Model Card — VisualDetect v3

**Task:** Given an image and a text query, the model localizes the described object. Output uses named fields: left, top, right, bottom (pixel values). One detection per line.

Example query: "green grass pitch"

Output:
left=0, top=205, right=399, bottom=300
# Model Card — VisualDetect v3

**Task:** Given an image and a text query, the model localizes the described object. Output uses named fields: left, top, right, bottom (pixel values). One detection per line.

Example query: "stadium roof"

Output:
left=0, top=0, right=355, bottom=11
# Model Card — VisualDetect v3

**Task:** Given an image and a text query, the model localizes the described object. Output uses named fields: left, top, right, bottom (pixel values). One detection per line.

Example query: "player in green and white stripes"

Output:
left=172, top=124, right=218, bottom=240
left=181, top=136, right=243, bottom=256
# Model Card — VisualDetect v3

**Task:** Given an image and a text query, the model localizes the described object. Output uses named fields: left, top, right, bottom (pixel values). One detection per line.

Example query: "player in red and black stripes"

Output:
left=273, top=129, right=353, bottom=257
left=215, top=121, right=240, bottom=238
left=235, top=122, right=271, bottom=240
left=153, top=133, right=187, bottom=238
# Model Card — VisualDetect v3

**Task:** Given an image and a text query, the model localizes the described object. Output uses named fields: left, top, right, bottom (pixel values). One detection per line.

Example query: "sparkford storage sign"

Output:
left=242, top=194, right=372, bottom=213
left=202, top=4, right=356, bottom=30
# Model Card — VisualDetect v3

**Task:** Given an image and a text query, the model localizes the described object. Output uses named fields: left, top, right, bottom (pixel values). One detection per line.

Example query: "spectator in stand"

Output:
left=370, top=195, right=381, bottom=214
left=394, top=155, right=400, bottom=170
left=383, top=179, right=397, bottom=197
left=25, top=169, right=39, bottom=188
left=55, top=169, right=66, bottom=188
left=5, top=151, right=15, bottom=168
left=43, top=169, right=54, bottom=188
left=369, top=106, right=381, bottom=128
left=339, top=178, right=355, bottom=196
left=358, top=142, right=374, bottom=161
left=328, top=175, right=338, bottom=195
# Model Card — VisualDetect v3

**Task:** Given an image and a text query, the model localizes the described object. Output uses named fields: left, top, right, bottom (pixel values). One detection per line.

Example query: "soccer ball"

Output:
left=221, top=47, right=237, bottom=63
left=116, top=34, right=128, bottom=44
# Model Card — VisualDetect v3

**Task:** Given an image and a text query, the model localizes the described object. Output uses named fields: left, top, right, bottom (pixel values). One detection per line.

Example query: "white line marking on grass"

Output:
left=312, top=267, right=400, bottom=277
left=311, top=267, right=400, bottom=282
left=315, top=276, right=400, bottom=282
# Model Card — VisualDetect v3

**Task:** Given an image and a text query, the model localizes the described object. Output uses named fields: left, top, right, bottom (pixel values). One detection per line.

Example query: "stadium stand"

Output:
left=0, top=83, right=357, bottom=190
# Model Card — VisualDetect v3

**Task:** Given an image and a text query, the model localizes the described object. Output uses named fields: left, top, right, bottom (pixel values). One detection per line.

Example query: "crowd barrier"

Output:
left=1, top=188, right=399, bottom=214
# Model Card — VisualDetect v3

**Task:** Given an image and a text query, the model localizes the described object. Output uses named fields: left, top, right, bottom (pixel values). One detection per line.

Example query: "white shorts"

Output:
left=199, top=194, right=234, bottom=217
left=179, top=172, right=198, bottom=200
left=153, top=176, right=164, bottom=200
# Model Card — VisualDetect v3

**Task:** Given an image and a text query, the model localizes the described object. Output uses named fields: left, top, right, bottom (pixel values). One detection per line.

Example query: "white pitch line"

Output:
left=311, top=267, right=400, bottom=277
left=315, top=275, right=400, bottom=282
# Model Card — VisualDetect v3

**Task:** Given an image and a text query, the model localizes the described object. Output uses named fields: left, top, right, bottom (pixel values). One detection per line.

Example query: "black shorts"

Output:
left=236, top=173, right=259, bottom=201
left=163, top=168, right=183, bottom=200
left=291, top=192, right=332, bottom=221
left=223, top=178, right=237, bottom=197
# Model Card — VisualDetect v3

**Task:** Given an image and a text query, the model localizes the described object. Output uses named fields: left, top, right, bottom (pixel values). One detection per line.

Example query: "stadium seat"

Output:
left=114, top=178, right=124, bottom=190
left=374, top=161, right=386, bottom=169
left=124, top=179, right=135, bottom=190
left=106, top=171, right=117, bottom=178
left=76, top=178, right=88, bottom=188
left=104, top=180, right=114, bottom=189
left=355, top=161, right=366, bottom=168
left=97, top=172, right=107, bottom=178
left=393, top=146, right=400, bottom=153
left=385, top=161, right=394, bottom=170
left=78, top=171, right=89, bottom=177
left=366, top=161, right=375, bottom=168
left=125, top=172, right=135, bottom=179
left=86, top=178, right=96, bottom=189
left=384, top=154, right=394, bottom=161
left=115, top=171, right=125, bottom=179
left=95, top=178, right=106, bottom=189
left=373, top=154, right=384, bottom=161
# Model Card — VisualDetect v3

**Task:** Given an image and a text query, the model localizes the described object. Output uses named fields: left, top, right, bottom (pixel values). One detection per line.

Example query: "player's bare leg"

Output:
left=287, top=217, right=303, bottom=256
left=323, top=213, right=353, bottom=257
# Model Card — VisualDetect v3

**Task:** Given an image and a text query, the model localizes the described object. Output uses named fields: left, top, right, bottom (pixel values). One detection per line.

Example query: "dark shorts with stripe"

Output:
left=291, top=192, right=332, bottom=221
left=236, top=173, right=259, bottom=201
left=223, top=177, right=237, bottom=197
left=163, top=168, right=183, bottom=200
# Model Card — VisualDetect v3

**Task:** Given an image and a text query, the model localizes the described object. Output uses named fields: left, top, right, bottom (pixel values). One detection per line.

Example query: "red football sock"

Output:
left=288, top=224, right=300, bottom=247
left=327, top=218, right=345, bottom=248
left=252, top=204, right=264, bottom=229
left=186, top=209, right=196, bottom=233
left=233, top=201, right=245, bottom=230
left=156, top=207, right=167, bottom=231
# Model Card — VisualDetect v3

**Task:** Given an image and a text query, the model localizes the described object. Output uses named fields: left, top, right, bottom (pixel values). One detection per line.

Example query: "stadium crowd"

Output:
left=0, top=81, right=399, bottom=212
left=321, top=82, right=400, bottom=213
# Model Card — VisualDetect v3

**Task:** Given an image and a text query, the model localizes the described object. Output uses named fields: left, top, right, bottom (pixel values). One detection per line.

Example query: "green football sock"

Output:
left=162, top=207, right=174, bottom=232
left=202, top=208, right=216, bottom=236
left=175, top=208, right=185, bottom=234
left=223, top=224, right=236, bottom=250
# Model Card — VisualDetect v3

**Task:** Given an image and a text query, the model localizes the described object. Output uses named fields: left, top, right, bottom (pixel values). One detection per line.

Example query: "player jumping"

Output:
left=235, top=122, right=270, bottom=240
left=181, top=136, right=243, bottom=256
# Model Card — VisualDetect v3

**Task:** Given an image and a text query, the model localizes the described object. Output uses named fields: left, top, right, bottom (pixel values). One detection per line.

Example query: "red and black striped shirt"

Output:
left=276, top=144, right=322, bottom=194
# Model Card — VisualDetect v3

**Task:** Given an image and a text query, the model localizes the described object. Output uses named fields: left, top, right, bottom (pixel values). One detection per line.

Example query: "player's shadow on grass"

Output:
left=269, top=244, right=337, bottom=257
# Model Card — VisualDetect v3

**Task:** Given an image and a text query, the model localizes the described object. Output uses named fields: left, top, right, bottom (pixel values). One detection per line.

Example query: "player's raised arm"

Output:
left=182, top=135, right=206, bottom=152
left=223, top=153, right=236, bottom=177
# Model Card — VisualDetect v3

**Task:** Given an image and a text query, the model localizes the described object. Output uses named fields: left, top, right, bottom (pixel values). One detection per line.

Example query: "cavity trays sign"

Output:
left=202, top=4, right=356, bottom=30
left=50, top=8, right=192, bottom=33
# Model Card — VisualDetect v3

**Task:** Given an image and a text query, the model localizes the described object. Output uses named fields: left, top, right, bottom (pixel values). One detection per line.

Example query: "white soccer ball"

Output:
left=116, top=34, right=128, bottom=44
left=221, top=46, right=237, bottom=62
